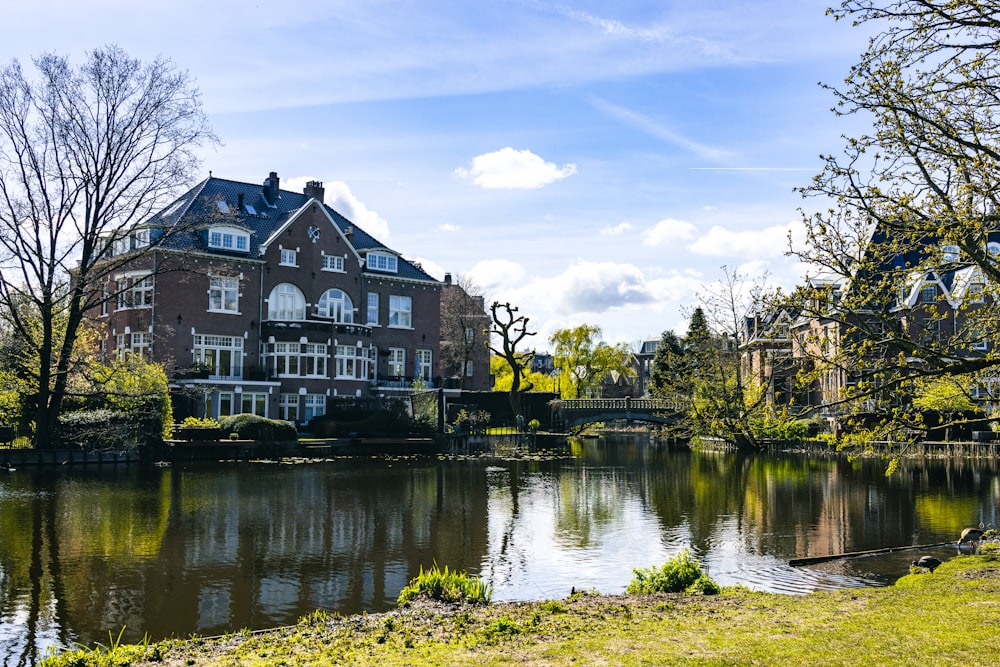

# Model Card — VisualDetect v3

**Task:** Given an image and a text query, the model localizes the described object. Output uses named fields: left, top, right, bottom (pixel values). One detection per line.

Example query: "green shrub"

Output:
left=626, top=549, right=719, bottom=595
left=397, top=564, right=492, bottom=606
left=309, top=409, right=432, bottom=438
left=57, top=409, right=159, bottom=449
left=218, top=414, right=297, bottom=442
left=181, top=416, right=220, bottom=428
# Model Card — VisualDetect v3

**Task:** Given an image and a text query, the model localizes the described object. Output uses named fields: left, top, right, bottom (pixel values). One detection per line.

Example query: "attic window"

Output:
left=207, top=225, right=250, bottom=252
left=366, top=252, right=398, bottom=274
left=216, top=200, right=230, bottom=214
left=245, top=204, right=258, bottom=216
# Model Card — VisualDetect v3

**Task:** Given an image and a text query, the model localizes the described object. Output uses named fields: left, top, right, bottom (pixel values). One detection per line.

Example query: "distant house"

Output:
left=746, top=226, right=1000, bottom=429
left=439, top=273, right=491, bottom=391
left=92, top=171, right=443, bottom=424
left=630, top=338, right=660, bottom=397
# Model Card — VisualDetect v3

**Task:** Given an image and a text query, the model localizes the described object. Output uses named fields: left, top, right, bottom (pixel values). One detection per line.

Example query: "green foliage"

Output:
left=56, top=409, right=156, bottom=450
left=626, top=549, right=719, bottom=595
left=93, top=355, right=173, bottom=439
left=40, top=627, right=160, bottom=667
left=181, top=416, right=220, bottom=428
left=648, top=330, right=689, bottom=398
left=549, top=324, right=634, bottom=399
left=309, top=406, right=433, bottom=438
left=490, top=355, right=554, bottom=393
left=396, top=564, right=492, bottom=606
left=218, top=414, right=297, bottom=442
left=477, top=616, right=522, bottom=644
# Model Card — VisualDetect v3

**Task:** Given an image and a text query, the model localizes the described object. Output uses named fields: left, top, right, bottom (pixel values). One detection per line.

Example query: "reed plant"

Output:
left=397, top=564, right=492, bottom=605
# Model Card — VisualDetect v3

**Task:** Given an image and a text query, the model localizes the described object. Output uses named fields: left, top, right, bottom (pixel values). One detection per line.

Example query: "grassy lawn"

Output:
left=42, top=555, right=1000, bottom=666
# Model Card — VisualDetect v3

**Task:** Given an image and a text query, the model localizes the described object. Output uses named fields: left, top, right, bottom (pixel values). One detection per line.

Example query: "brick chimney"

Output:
left=263, top=171, right=280, bottom=205
left=303, top=180, right=325, bottom=203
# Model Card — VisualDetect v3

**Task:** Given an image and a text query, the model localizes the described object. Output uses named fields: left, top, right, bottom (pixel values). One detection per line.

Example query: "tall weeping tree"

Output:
left=793, top=2, right=1000, bottom=451
left=0, top=45, right=216, bottom=447
left=549, top=324, right=634, bottom=399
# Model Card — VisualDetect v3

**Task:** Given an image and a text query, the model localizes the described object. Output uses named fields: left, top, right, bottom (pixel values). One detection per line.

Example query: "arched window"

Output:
left=317, top=289, right=354, bottom=322
left=268, top=283, right=305, bottom=321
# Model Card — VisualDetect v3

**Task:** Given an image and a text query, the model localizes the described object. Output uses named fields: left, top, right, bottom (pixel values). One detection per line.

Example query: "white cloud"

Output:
left=601, top=222, right=634, bottom=236
left=439, top=223, right=462, bottom=232
left=282, top=176, right=392, bottom=242
left=408, top=256, right=447, bottom=281
left=454, top=148, right=576, bottom=189
left=642, top=218, right=699, bottom=247
left=325, top=182, right=392, bottom=243
left=466, top=259, right=527, bottom=294
left=688, top=221, right=803, bottom=258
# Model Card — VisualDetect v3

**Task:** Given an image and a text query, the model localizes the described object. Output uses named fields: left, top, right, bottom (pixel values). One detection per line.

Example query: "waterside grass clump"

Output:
left=397, top=564, right=492, bottom=606
left=40, top=555, right=1000, bottom=666
left=626, top=549, right=720, bottom=595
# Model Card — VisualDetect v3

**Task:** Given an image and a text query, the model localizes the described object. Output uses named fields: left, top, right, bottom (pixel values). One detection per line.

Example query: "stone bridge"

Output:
left=552, top=397, right=688, bottom=430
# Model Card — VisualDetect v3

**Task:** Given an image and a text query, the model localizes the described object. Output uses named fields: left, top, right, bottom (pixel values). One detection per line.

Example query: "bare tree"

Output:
left=0, top=45, right=216, bottom=447
left=440, top=274, right=488, bottom=390
left=488, top=301, right=536, bottom=421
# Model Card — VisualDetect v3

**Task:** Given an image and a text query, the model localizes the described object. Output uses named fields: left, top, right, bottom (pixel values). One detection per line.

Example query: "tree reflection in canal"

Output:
left=1, top=435, right=998, bottom=663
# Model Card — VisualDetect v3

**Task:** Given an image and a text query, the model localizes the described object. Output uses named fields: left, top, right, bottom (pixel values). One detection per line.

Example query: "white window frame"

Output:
left=279, top=393, right=299, bottom=421
left=969, top=282, right=986, bottom=304
left=317, top=289, right=354, bottom=322
left=209, top=276, right=240, bottom=313
left=116, top=273, right=154, bottom=310
left=366, top=252, right=398, bottom=273
left=304, top=394, right=326, bottom=422
left=279, top=247, right=298, bottom=266
left=303, top=343, right=328, bottom=377
left=388, top=347, right=406, bottom=378
left=241, top=392, right=268, bottom=417
left=322, top=254, right=345, bottom=272
left=193, top=334, right=244, bottom=379
left=415, top=349, right=432, bottom=382
left=268, top=283, right=306, bottom=321
left=389, top=295, right=412, bottom=328
left=367, top=293, right=379, bottom=325
left=207, top=226, right=250, bottom=252
left=921, top=284, right=938, bottom=303
left=270, top=341, right=301, bottom=377
left=130, top=331, right=150, bottom=358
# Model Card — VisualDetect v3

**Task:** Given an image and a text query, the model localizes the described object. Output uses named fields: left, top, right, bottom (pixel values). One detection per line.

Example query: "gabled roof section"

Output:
left=140, top=173, right=440, bottom=283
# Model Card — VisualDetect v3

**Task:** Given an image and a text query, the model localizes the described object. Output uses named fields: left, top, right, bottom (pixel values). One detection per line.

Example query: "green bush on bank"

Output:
left=626, top=549, right=720, bottom=595
left=218, top=413, right=297, bottom=442
left=397, top=564, right=492, bottom=606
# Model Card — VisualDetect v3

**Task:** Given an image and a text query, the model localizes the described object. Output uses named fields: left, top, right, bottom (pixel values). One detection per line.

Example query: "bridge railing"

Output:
left=555, top=397, right=689, bottom=412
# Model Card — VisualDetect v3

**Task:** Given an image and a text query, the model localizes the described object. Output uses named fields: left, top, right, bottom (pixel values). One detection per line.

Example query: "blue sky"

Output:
left=8, top=1, right=873, bottom=348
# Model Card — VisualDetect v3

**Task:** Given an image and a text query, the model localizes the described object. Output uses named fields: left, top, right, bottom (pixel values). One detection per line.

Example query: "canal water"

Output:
left=1, top=434, right=998, bottom=665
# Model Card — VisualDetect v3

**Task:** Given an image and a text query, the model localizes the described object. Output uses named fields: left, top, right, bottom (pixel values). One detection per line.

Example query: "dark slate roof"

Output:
left=146, top=175, right=439, bottom=283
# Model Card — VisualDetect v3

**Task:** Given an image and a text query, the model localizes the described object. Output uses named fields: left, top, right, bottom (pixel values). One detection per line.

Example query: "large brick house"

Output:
left=95, top=171, right=443, bottom=424
left=741, top=228, right=1000, bottom=428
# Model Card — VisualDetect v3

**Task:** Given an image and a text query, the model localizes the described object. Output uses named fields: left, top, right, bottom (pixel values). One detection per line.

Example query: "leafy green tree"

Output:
left=0, top=46, right=215, bottom=447
left=648, top=330, right=688, bottom=399
left=791, top=1, right=1000, bottom=448
left=490, top=355, right=555, bottom=393
left=912, top=375, right=979, bottom=441
left=549, top=324, right=634, bottom=399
